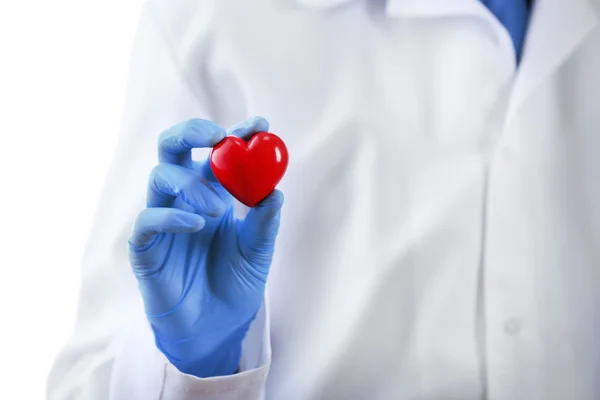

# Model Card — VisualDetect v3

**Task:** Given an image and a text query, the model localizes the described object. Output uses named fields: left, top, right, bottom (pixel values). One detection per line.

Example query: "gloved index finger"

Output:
left=227, top=116, right=270, bottom=139
left=159, top=119, right=226, bottom=166
left=200, top=116, right=271, bottom=182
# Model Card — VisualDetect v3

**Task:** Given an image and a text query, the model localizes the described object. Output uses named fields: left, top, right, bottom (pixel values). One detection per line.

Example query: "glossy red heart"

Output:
left=210, top=132, right=289, bottom=207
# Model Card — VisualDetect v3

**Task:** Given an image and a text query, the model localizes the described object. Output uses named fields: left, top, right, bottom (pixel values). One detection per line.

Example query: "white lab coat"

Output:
left=47, top=0, right=600, bottom=399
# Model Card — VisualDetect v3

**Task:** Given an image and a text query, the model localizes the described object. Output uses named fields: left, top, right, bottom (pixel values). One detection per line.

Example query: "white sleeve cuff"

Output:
left=110, top=299, right=271, bottom=400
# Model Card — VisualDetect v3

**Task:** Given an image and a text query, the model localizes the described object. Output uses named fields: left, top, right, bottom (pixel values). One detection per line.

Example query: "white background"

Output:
left=0, top=1, right=146, bottom=398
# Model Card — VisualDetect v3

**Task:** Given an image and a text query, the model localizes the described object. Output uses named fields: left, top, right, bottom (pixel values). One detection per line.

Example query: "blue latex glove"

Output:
left=128, top=116, right=284, bottom=378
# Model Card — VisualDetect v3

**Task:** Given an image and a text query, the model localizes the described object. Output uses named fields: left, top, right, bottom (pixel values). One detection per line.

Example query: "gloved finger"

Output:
left=159, top=119, right=226, bottom=167
left=227, top=115, right=270, bottom=139
left=237, top=190, right=284, bottom=268
left=128, top=207, right=205, bottom=251
left=199, top=116, right=270, bottom=181
left=147, top=163, right=227, bottom=217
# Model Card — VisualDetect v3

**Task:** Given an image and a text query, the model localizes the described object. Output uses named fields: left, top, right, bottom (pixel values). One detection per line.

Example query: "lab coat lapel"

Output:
left=297, top=0, right=600, bottom=128
left=506, top=0, right=600, bottom=123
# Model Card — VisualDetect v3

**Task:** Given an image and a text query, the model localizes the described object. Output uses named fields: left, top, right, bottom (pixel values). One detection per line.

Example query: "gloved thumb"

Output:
left=238, top=190, right=284, bottom=269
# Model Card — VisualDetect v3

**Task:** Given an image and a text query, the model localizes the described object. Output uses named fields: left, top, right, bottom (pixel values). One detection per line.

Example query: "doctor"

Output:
left=48, top=0, right=600, bottom=399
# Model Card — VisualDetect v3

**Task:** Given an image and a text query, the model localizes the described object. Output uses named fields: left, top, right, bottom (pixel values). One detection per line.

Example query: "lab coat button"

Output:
left=504, top=318, right=521, bottom=335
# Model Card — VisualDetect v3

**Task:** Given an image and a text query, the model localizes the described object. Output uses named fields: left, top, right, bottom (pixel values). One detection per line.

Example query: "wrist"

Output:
left=172, top=336, right=243, bottom=378
left=154, top=317, right=255, bottom=378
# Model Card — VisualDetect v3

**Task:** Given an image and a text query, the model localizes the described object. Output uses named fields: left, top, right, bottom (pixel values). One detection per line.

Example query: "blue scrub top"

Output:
left=481, top=0, right=532, bottom=62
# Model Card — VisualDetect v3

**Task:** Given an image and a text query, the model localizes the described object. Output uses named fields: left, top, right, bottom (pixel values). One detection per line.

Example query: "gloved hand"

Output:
left=128, top=116, right=284, bottom=378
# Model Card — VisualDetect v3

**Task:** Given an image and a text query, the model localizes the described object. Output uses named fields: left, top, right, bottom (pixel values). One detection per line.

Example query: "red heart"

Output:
left=210, top=132, right=289, bottom=207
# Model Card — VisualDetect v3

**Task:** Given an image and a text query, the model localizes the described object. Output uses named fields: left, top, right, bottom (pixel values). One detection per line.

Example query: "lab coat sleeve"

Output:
left=46, top=2, right=272, bottom=399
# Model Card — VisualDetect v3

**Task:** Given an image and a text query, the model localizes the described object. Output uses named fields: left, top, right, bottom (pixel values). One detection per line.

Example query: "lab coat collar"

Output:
left=296, top=0, right=599, bottom=19
left=298, top=0, right=600, bottom=126
left=506, top=0, right=600, bottom=123
left=296, top=0, right=354, bottom=8
left=297, top=0, right=484, bottom=16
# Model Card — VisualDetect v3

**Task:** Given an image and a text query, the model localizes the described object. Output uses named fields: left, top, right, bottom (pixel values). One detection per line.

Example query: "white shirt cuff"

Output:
left=110, top=300, right=271, bottom=400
